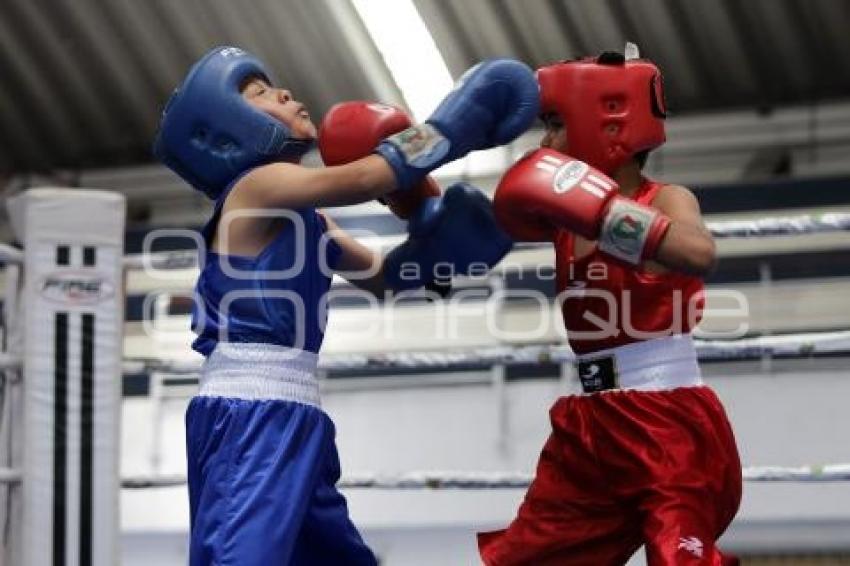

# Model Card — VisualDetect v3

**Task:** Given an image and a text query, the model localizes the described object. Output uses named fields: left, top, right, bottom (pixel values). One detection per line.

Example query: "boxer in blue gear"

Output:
left=154, top=45, right=538, bottom=566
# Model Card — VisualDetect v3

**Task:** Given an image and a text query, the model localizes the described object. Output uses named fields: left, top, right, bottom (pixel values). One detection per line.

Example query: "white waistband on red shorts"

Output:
left=574, top=334, right=702, bottom=394
left=199, top=343, right=321, bottom=406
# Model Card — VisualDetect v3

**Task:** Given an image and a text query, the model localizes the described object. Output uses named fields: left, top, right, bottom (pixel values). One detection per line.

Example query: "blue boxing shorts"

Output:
left=185, top=344, right=377, bottom=566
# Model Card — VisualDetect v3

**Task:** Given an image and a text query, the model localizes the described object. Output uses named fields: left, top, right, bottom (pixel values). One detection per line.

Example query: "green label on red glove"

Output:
left=598, top=199, right=657, bottom=265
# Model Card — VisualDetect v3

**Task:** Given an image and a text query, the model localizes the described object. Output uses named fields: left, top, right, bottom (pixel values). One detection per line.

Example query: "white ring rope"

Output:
left=122, top=329, right=850, bottom=375
left=695, top=330, right=850, bottom=361
left=0, top=467, right=21, bottom=484
left=0, top=353, right=22, bottom=371
left=707, top=212, right=850, bottom=238
left=0, top=214, right=842, bottom=488
left=116, top=329, right=850, bottom=489
left=121, top=212, right=850, bottom=271
left=0, top=243, right=23, bottom=265
left=742, top=463, right=850, bottom=482
left=120, top=464, right=850, bottom=490
left=122, top=250, right=197, bottom=271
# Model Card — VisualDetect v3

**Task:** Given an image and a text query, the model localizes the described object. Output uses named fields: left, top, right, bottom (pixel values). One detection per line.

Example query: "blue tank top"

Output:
left=191, top=186, right=342, bottom=356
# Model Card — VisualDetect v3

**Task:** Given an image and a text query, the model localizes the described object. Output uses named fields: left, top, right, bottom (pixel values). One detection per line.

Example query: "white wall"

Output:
left=120, top=357, right=850, bottom=564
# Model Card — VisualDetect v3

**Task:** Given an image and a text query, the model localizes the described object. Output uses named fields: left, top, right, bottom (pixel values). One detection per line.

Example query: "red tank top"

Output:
left=555, top=178, right=705, bottom=355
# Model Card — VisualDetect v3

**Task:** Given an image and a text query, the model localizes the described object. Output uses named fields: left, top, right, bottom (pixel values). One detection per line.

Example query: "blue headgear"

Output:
left=153, top=46, right=314, bottom=199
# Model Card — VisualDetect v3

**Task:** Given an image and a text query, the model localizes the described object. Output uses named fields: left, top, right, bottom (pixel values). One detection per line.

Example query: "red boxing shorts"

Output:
left=478, top=385, right=742, bottom=565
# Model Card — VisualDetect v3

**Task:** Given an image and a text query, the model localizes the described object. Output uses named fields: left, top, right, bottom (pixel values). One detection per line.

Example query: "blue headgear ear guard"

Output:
left=153, top=46, right=314, bottom=199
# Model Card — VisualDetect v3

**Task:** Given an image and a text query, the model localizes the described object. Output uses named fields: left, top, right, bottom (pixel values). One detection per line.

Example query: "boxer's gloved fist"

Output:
left=318, top=101, right=440, bottom=219
left=318, top=101, right=409, bottom=165
left=377, top=58, right=539, bottom=190
left=384, top=183, right=513, bottom=291
left=385, top=176, right=441, bottom=220
left=494, top=148, right=671, bottom=265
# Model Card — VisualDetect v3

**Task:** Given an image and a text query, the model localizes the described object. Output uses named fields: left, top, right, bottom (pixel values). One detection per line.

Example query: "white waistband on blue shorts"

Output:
left=575, top=334, right=702, bottom=393
left=199, top=343, right=321, bottom=406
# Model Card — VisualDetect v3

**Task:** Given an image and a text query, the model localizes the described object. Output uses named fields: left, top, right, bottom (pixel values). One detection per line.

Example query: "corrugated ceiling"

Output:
left=1, top=0, right=848, bottom=176
left=416, top=0, right=850, bottom=110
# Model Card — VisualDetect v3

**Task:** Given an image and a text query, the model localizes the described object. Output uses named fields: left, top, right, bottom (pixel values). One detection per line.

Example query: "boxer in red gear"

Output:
left=479, top=49, right=742, bottom=565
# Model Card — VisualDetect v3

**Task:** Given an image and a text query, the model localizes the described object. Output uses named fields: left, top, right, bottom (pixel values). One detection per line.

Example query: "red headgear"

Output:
left=537, top=51, right=667, bottom=174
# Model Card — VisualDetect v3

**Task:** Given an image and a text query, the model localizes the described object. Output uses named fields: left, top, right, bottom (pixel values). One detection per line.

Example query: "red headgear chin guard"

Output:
left=537, top=50, right=667, bottom=175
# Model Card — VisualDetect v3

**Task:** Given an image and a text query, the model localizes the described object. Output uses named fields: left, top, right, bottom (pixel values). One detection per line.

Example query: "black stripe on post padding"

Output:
left=83, top=247, right=96, bottom=267
left=54, top=312, right=68, bottom=566
left=80, top=313, right=94, bottom=566
left=56, top=246, right=70, bottom=266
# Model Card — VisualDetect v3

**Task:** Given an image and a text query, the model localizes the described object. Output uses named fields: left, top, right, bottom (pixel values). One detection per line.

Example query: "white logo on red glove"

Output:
left=535, top=155, right=613, bottom=199
left=367, top=103, right=398, bottom=115
left=552, top=160, right=589, bottom=194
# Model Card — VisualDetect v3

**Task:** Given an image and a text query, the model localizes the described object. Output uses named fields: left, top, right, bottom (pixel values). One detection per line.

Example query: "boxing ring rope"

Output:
left=0, top=244, right=24, bottom=265
left=0, top=354, right=22, bottom=371
left=0, top=468, right=21, bottom=484
left=116, top=208, right=850, bottom=491
left=123, top=329, right=850, bottom=375
left=117, top=213, right=850, bottom=489
left=119, top=328, right=850, bottom=490
left=339, top=464, right=850, bottom=486
left=1, top=197, right=849, bottom=546
left=2, top=208, right=850, bottom=490
left=122, top=463, right=850, bottom=491
left=704, top=211, right=850, bottom=238
left=121, top=211, right=850, bottom=270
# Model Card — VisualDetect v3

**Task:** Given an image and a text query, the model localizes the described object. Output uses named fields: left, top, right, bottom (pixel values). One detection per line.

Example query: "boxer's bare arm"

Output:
left=320, top=213, right=386, bottom=296
left=234, top=156, right=398, bottom=210
left=209, top=161, right=394, bottom=257
left=650, top=184, right=716, bottom=276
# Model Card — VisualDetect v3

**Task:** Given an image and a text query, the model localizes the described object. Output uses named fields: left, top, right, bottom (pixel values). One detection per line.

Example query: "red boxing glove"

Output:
left=318, top=101, right=440, bottom=220
left=318, top=101, right=410, bottom=165
left=494, top=148, right=670, bottom=264
left=384, top=176, right=441, bottom=219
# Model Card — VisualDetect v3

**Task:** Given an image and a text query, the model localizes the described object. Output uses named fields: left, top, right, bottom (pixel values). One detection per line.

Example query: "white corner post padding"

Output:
left=7, top=189, right=126, bottom=566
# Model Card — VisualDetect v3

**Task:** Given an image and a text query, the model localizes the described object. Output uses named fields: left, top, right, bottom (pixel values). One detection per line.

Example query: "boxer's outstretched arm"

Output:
left=234, top=156, right=398, bottom=210
left=319, top=101, right=442, bottom=220
left=238, top=57, right=538, bottom=212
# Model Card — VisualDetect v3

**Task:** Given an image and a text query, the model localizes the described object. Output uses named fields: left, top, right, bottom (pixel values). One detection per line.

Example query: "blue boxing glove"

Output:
left=384, top=182, right=514, bottom=292
left=376, top=59, right=539, bottom=191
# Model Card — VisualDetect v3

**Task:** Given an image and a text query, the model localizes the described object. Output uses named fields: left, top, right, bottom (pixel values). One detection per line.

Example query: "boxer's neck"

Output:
left=612, top=159, right=643, bottom=198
